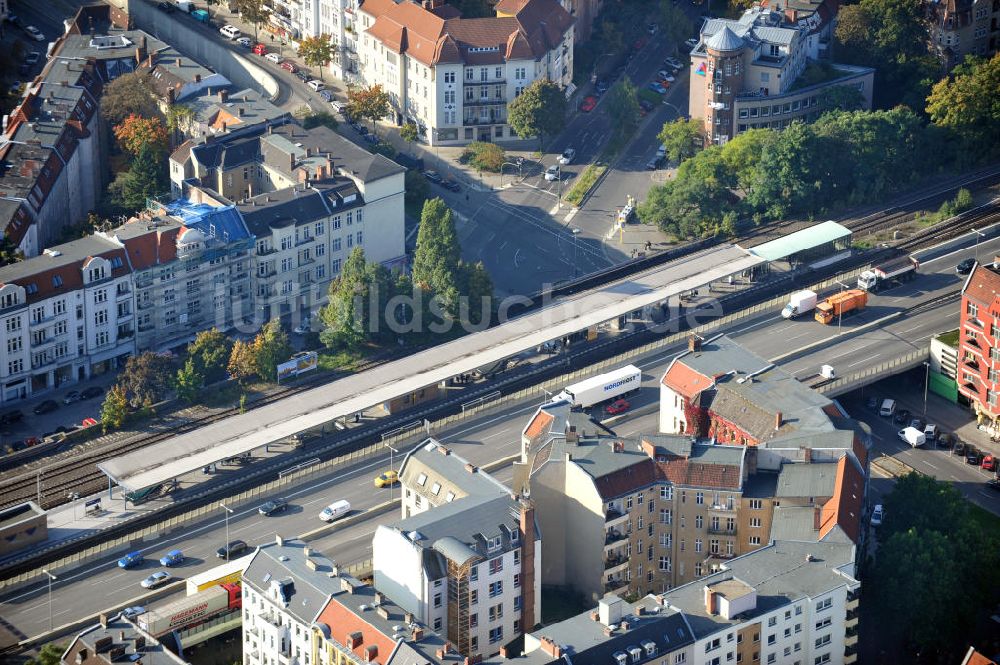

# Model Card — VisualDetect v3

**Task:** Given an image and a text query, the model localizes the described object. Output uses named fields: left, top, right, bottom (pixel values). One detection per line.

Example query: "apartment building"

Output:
left=242, top=536, right=340, bottom=665
left=171, top=122, right=405, bottom=319
left=175, top=88, right=291, bottom=143
left=0, top=234, right=135, bottom=404
left=357, top=0, right=574, bottom=145
left=927, top=0, right=1000, bottom=69
left=688, top=7, right=874, bottom=146
left=958, top=257, right=1000, bottom=432
left=493, top=539, right=859, bottom=665
left=106, top=198, right=254, bottom=352
left=61, top=612, right=187, bottom=665
left=373, top=439, right=541, bottom=659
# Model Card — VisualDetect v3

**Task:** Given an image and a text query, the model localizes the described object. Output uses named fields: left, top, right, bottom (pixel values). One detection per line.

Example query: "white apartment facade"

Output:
left=357, top=0, right=574, bottom=145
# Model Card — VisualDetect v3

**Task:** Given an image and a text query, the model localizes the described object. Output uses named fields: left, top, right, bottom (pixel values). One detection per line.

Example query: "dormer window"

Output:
left=614, top=651, right=628, bottom=665
left=643, top=641, right=657, bottom=657
left=26, top=283, right=37, bottom=295
left=487, top=536, right=501, bottom=553
left=431, top=482, right=441, bottom=496
left=53, top=275, right=63, bottom=288
left=628, top=646, right=642, bottom=663
left=89, top=267, right=105, bottom=282
left=416, top=473, right=427, bottom=486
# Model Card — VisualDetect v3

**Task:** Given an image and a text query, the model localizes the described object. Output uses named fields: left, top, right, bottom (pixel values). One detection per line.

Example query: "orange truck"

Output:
left=814, top=289, right=868, bottom=324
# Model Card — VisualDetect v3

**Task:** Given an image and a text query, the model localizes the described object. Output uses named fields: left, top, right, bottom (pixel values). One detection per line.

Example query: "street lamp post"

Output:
left=973, top=228, right=987, bottom=263
left=557, top=166, right=563, bottom=209
left=42, top=569, right=56, bottom=632
left=219, top=502, right=234, bottom=561
left=386, top=444, right=400, bottom=504
left=834, top=280, right=849, bottom=335
left=572, top=228, right=582, bottom=278
left=923, top=361, right=930, bottom=417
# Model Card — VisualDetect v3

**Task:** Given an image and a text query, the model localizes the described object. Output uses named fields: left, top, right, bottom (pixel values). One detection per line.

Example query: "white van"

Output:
left=923, top=423, right=939, bottom=441
left=898, top=427, right=926, bottom=448
left=219, top=25, right=241, bottom=40
left=879, top=398, right=896, bottom=417
left=318, top=499, right=350, bottom=522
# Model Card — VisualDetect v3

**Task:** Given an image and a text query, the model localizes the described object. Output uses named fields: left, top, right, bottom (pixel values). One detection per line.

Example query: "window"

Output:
left=94, top=310, right=108, bottom=326
left=514, top=595, right=521, bottom=610
left=968, top=302, right=979, bottom=319
left=357, top=231, right=363, bottom=245
left=660, top=509, right=672, bottom=524
left=816, top=598, right=832, bottom=612
left=471, top=589, right=478, bottom=604
left=489, top=581, right=503, bottom=597
left=749, top=499, right=762, bottom=509
left=434, top=592, right=442, bottom=608
left=749, top=536, right=761, bottom=545
left=332, top=238, right=342, bottom=252
left=661, top=486, right=672, bottom=500
left=814, top=655, right=830, bottom=665
left=315, top=222, right=325, bottom=236
left=768, top=617, right=777, bottom=628
left=332, top=259, right=341, bottom=274
left=470, top=612, right=478, bottom=627
left=695, top=515, right=703, bottom=529
left=7, top=337, right=21, bottom=353
left=696, top=492, right=704, bottom=505
left=659, top=556, right=671, bottom=571
left=489, top=557, right=503, bottom=574
left=431, top=481, right=442, bottom=495
left=8, top=358, right=23, bottom=374
left=95, top=331, right=109, bottom=346
left=750, top=518, right=762, bottom=528
left=416, top=473, right=427, bottom=486
left=815, top=635, right=831, bottom=648
left=6, top=318, right=20, bottom=333
left=333, top=216, right=341, bottom=230
left=705, top=638, right=721, bottom=653
left=281, top=236, right=292, bottom=250
left=514, top=573, right=520, bottom=587
left=695, top=539, right=703, bottom=553
left=815, top=617, right=832, bottom=630
left=488, top=603, right=503, bottom=621
left=489, top=627, right=503, bottom=644
left=433, top=617, right=442, bottom=631
left=445, top=72, right=455, bottom=83
left=767, top=634, right=776, bottom=645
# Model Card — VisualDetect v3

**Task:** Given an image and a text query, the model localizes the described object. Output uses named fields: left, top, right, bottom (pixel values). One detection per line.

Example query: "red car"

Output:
left=281, top=61, right=298, bottom=73
left=579, top=96, right=597, bottom=113
left=605, top=399, right=630, bottom=416
left=252, top=43, right=267, bottom=56
left=633, top=37, right=648, bottom=51
left=983, top=455, right=997, bottom=471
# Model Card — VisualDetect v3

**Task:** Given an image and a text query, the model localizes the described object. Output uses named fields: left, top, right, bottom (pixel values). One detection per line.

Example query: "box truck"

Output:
left=138, top=583, right=241, bottom=636
left=556, top=365, right=642, bottom=408
left=799, top=364, right=836, bottom=389
left=857, top=255, right=918, bottom=291
left=781, top=290, right=818, bottom=319
left=814, top=289, right=868, bottom=325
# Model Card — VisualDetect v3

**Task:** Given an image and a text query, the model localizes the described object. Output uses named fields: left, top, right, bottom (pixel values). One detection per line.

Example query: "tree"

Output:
left=301, top=110, right=339, bottom=130
left=174, top=358, right=204, bottom=403
left=26, top=643, right=65, bottom=665
left=251, top=320, right=292, bottom=382
left=298, top=34, right=336, bottom=81
left=320, top=247, right=397, bottom=348
left=117, top=352, right=174, bottom=408
left=659, top=1, right=694, bottom=54
left=451, top=0, right=493, bottom=17
left=413, top=198, right=461, bottom=313
left=117, top=144, right=167, bottom=211
left=605, top=77, right=641, bottom=142
left=114, top=114, right=169, bottom=158
left=400, top=122, right=419, bottom=154
left=100, top=385, right=129, bottom=433
left=657, top=118, right=703, bottom=164
left=100, top=72, right=161, bottom=126
left=817, top=84, right=867, bottom=112
left=234, top=0, right=268, bottom=41
left=228, top=339, right=258, bottom=384
left=404, top=169, right=430, bottom=213
left=460, top=141, right=505, bottom=173
left=166, top=104, right=196, bottom=144
left=460, top=261, right=494, bottom=326
left=347, top=84, right=392, bottom=134
left=507, top=79, right=567, bottom=149
left=598, top=20, right=624, bottom=56
left=187, top=328, right=233, bottom=384
left=926, top=53, right=1000, bottom=160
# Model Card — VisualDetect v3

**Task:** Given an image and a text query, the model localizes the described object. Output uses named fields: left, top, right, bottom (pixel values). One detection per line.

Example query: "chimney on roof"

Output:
left=276, top=534, right=284, bottom=546
left=438, top=445, right=450, bottom=455
left=290, top=151, right=295, bottom=170
left=803, top=447, right=812, bottom=463
left=176, top=57, right=182, bottom=67
left=365, top=645, right=379, bottom=662
left=774, top=411, right=782, bottom=430
left=704, top=588, right=717, bottom=615
left=99, top=614, right=108, bottom=628
left=238, top=107, right=245, bottom=117
left=412, top=627, right=424, bottom=641
left=465, top=463, right=477, bottom=473
left=346, top=632, right=362, bottom=648
left=538, top=637, right=562, bottom=659
left=404, top=611, right=414, bottom=624
left=340, top=577, right=355, bottom=593
left=219, top=89, right=229, bottom=103
left=813, top=506, right=821, bottom=530
left=195, top=74, right=202, bottom=83
left=167, top=87, right=176, bottom=104
left=221, top=121, right=227, bottom=133
left=146, top=53, right=153, bottom=68
left=119, top=630, right=126, bottom=641
left=688, top=334, right=701, bottom=352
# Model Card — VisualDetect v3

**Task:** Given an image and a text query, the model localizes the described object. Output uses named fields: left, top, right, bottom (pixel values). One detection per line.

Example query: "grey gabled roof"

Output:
left=775, top=462, right=837, bottom=499
left=243, top=538, right=339, bottom=626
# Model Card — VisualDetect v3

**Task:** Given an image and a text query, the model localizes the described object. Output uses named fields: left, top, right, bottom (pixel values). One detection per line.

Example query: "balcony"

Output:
left=605, top=509, right=628, bottom=526
left=463, top=116, right=507, bottom=126
left=604, top=579, right=628, bottom=594
left=847, top=588, right=860, bottom=604
left=605, top=530, right=627, bottom=546
left=846, top=607, right=858, bottom=621
left=465, top=98, right=508, bottom=107
left=708, top=502, right=736, bottom=512
left=845, top=625, right=858, bottom=640
left=845, top=644, right=858, bottom=658
left=707, top=526, right=737, bottom=535
left=604, top=555, right=628, bottom=573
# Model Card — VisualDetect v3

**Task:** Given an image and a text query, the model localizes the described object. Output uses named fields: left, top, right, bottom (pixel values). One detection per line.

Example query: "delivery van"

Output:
left=318, top=499, right=351, bottom=522
left=879, top=399, right=896, bottom=417
left=898, top=427, right=926, bottom=448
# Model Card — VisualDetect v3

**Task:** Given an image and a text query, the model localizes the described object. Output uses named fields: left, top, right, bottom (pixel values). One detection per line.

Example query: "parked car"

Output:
left=664, top=57, right=683, bottom=69
left=638, top=99, right=654, bottom=113
left=8, top=440, right=27, bottom=452
left=219, top=25, right=241, bottom=40
left=647, top=22, right=658, bottom=34
left=159, top=549, right=185, bottom=567
left=953, top=440, right=967, bottom=456
left=595, top=79, right=609, bottom=95
left=923, top=423, right=938, bottom=441
left=121, top=606, right=146, bottom=619
left=657, top=70, right=676, bottom=81
left=265, top=52, right=283, bottom=65
left=870, top=504, right=883, bottom=527
left=216, top=539, right=249, bottom=558
left=118, top=551, right=144, bottom=569
left=0, top=409, right=23, bottom=425
left=258, top=498, right=289, bottom=515
left=24, top=25, right=45, bottom=42
left=140, top=572, right=171, bottom=589
left=374, top=470, right=398, bottom=488
left=558, top=148, right=576, bottom=165
left=957, top=257, right=976, bottom=275
left=295, top=70, right=311, bottom=82
left=984, top=455, right=998, bottom=472
left=33, top=400, right=59, bottom=415
left=544, top=165, right=560, bottom=181
left=578, top=96, right=597, bottom=112
left=988, top=478, right=1000, bottom=492
left=605, top=399, right=631, bottom=415
left=319, top=89, right=333, bottom=102
left=646, top=81, right=667, bottom=94
left=236, top=36, right=253, bottom=48
left=329, top=100, right=345, bottom=113
left=63, top=391, right=81, bottom=405
left=363, top=133, right=379, bottom=145
left=937, top=431, right=955, bottom=448
left=156, top=1, right=174, bottom=12
left=81, top=386, right=104, bottom=400
left=281, top=61, right=298, bottom=73
left=423, top=170, right=443, bottom=184
left=442, top=179, right=462, bottom=193
left=892, top=409, right=910, bottom=425
left=908, top=418, right=925, bottom=432
left=24, top=52, right=40, bottom=66
left=307, top=80, right=326, bottom=92
left=252, top=43, right=267, bottom=56
left=967, top=447, right=982, bottom=465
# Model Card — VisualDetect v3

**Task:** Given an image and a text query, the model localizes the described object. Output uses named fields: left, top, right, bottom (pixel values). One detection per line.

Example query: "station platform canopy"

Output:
left=745, top=221, right=852, bottom=263
left=98, top=244, right=763, bottom=494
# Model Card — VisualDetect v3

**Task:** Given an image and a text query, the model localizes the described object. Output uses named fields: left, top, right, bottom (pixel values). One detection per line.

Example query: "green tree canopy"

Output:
left=507, top=79, right=567, bottom=148
left=117, top=352, right=173, bottom=408
left=400, top=122, right=420, bottom=151
left=659, top=1, right=694, bottom=54
left=348, top=84, right=392, bottom=133
left=460, top=141, right=505, bottom=173
left=605, top=78, right=640, bottom=142
left=228, top=339, right=258, bottom=384
left=404, top=169, right=430, bottom=213
left=100, top=72, right=161, bottom=126
left=234, top=0, right=268, bottom=40
left=252, top=320, right=292, bottom=382
left=26, top=643, right=65, bottom=665
left=100, top=384, right=129, bottom=433
left=413, top=198, right=461, bottom=313
left=116, top=144, right=167, bottom=212
left=187, top=328, right=233, bottom=384
left=298, top=35, right=336, bottom=81
left=174, top=358, right=204, bottom=403
left=926, top=53, right=1000, bottom=161
left=657, top=118, right=703, bottom=164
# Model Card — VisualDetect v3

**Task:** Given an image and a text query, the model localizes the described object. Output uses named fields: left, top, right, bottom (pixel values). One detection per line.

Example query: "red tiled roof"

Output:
left=661, top=361, right=713, bottom=398
left=655, top=456, right=742, bottom=490
left=818, top=455, right=864, bottom=544
left=524, top=410, right=554, bottom=440
left=593, top=459, right=656, bottom=498
left=961, top=647, right=997, bottom=665
left=963, top=264, right=1000, bottom=307
left=316, top=598, right=396, bottom=664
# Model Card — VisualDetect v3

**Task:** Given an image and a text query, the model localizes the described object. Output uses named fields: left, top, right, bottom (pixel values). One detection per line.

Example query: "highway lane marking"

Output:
left=480, top=431, right=508, bottom=441
left=847, top=353, right=881, bottom=368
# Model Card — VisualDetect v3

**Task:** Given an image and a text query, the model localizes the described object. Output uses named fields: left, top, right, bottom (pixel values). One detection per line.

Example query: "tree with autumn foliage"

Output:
left=298, top=34, right=337, bottom=81
left=113, top=114, right=169, bottom=158
left=347, top=84, right=391, bottom=134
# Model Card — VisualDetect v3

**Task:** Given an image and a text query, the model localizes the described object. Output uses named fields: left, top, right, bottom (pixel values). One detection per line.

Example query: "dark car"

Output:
left=0, top=409, right=23, bottom=425
left=595, top=79, right=609, bottom=95
left=216, top=539, right=249, bottom=559
left=966, top=447, right=982, bottom=465
left=9, top=440, right=27, bottom=452
left=319, top=89, right=333, bottom=102
left=957, top=258, right=976, bottom=275
left=33, top=400, right=59, bottom=415
left=63, top=391, right=81, bottom=405
left=953, top=440, right=967, bottom=456
left=157, top=1, right=175, bottom=11
left=892, top=409, right=910, bottom=425
left=423, top=170, right=443, bottom=184
left=638, top=99, right=654, bottom=112
left=363, top=133, right=379, bottom=145
left=81, top=386, right=104, bottom=400
left=937, top=431, right=955, bottom=448
left=443, top=180, right=462, bottom=192
left=258, top=498, right=289, bottom=516
left=865, top=396, right=879, bottom=410
left=908, top=418, right=925, bottom=432
left=988, top=479, right=1000, bottom=492
left=295, top=70, right=311, bottom=82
